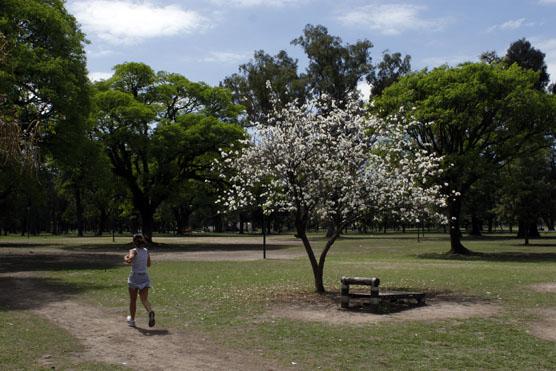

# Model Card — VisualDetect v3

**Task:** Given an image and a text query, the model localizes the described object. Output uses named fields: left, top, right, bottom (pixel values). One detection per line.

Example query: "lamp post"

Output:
left=26, top=206, right=30, bottom=239
left=262, top=212, right=266, bottom=259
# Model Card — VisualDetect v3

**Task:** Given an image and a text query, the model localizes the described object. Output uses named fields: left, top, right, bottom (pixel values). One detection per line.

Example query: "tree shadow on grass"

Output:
left=418, top=251, right=556, bottom=263
left=353, top=235, right=448, bottom=241
left=336, top=290, right=489, bottom=315
left=0, top=275, right=111, bottom=312
left=60, top=243, right=294, bottom=253
left=0, top=242, right=60, bottom=248
left=0, top=252, right=123, bottom=273
left=462, top=234, right=556, bottom=242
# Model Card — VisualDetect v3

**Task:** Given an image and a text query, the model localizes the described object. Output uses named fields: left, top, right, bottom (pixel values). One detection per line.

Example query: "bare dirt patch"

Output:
left=266, top=296, right=501, bottom=326
left=529, top=282, right=556, bottom=293
left=529, top=309, right=556, bottom=342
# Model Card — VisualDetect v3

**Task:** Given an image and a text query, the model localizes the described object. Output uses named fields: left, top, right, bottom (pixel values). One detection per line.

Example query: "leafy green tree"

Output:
left=369, top=51, right=411, bottom=97
left=0, top=0, right=90, bottom=154
left=374, top=63, right=556, bottom=254
left=0, top=0, right=90, bottom=231
left=223, top=50, right=306, bottom=125
left=504, top=38, right=550, bottom=90
left=463, top=173, right=500, bottom=236
left=92, top=62, right=244, bottom=240
left=224, top=24, right=376, bottom=125
left=54, top=136, right=114, bottom=236
left=292, top=24, right=373, bottom=103
left=480, top=50, right=502, bottom=65
left=496, top=151, right=554, bottom=244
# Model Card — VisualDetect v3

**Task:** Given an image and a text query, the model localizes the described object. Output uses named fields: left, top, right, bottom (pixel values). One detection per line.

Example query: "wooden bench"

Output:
left=340, top=276, right=425, bottom=309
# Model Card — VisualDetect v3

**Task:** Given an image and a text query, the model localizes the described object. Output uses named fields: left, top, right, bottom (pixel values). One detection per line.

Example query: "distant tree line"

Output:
left=1, top=1, right=556, bottom=252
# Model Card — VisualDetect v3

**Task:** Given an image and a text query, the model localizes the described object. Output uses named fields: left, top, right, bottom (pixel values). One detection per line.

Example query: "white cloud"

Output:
left=488, top=18, right=525, bottom=32
left=88, top=71, right=113, bottom=81
left=337, top=3, right=449, bottom=35
left=209, top=0, right=307, bottom=7
left=486, top=18, right=537, bottom=32
left=201, top=51, right=250, bottom=63
left=68, top=1, right=208, bottom=45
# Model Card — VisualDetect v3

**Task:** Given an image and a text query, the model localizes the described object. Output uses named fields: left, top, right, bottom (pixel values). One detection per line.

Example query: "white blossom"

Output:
left=214, top=94, right=445, bottom=227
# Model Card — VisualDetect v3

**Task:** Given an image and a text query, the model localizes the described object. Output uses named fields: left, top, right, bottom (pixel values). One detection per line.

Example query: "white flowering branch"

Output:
left=215, top=92, right=444, bottom=292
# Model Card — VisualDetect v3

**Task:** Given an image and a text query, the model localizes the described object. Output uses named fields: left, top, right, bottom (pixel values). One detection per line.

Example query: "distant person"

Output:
left=124, top=234, right=155, bottom=327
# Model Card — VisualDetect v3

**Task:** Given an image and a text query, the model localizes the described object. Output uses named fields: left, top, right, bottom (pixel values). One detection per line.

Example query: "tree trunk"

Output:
left=214, top=214, right=223, bottom=233
left=173, top=205, right=191, bottom=235
left=325, top=223, right=335, bottom=238
left=447, top=196, right=472, bottom=255
left=316, top=230, right=341, bottom=292
left=96, top=207, right=106, bottom=236
left=517, top=220, right=540, bottom=239
left=295, top=216, right=324, bottom=293
left=470, top=213, right=482, bottom=236
left=74, top=187, right=84, bottom=237
left=239, top=213, right=245, bottom=234
left=140, top=209, right=154, bottom=242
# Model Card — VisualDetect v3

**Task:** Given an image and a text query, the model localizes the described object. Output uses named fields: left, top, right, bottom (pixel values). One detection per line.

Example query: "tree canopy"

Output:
left=92, top=62, right=245, bottom=239
left=0, top=0, right=90, bottom=156
left=374, top=62, right=556, bottom=254
left=219, top=95, right=442, bottom=292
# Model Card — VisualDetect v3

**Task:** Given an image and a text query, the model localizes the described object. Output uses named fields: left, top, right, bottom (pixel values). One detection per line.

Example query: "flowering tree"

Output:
left=218, top=95, right=443, bottom=293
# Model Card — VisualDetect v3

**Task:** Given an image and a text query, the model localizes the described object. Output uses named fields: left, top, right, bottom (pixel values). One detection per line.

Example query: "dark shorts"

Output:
left=128, top=272, right=150, bottom=289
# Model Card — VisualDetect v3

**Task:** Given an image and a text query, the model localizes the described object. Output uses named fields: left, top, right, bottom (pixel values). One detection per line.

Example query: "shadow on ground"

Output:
left=0, top=275, right=110, bottom=312
left=277, top=288, right=482, bottom=316
left=134, top=327, right=170, bottom=336
left=0, top=252, right=123, bottom=273
left=0, top=242, right=60, bottom=248
left=60, top=243, right=293, bottom=253
left=418, top=251, right=556, bottom=263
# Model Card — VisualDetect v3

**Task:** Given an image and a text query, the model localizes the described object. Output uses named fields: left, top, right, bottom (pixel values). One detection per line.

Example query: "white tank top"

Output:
left=131, top=247, right=149, bottom=273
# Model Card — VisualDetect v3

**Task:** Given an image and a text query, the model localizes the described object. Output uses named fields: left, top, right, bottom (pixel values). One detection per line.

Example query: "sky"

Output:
left=66, top=0, right=556, bottom=96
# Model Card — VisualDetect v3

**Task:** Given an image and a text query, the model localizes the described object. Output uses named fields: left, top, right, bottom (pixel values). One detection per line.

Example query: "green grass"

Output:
left=2, top=232, right=556, bottom=369
left=0, top=310, right=123, bottom=370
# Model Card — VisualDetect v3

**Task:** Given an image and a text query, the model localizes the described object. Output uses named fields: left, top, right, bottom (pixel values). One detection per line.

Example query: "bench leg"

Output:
left=340, top=283, right=350, bottom=309
left=370, top=285, right=380, bottom=305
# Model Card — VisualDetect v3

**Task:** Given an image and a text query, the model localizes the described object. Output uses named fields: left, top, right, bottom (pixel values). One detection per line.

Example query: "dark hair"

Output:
left=133, top=234, right=145, bottom=244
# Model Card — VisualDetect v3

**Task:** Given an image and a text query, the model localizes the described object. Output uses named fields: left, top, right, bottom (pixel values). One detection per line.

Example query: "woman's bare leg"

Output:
left=128, top=287, right=139, bottom=319
left=139, top=288, right=152, bottom=313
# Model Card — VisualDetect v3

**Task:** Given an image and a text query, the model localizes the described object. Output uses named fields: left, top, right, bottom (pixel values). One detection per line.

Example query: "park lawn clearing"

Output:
left=1, top=233, right=556, bottom=369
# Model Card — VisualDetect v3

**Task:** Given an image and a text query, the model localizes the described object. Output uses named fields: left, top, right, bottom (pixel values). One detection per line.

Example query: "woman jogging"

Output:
left=124, top=234, right=155, bottom=327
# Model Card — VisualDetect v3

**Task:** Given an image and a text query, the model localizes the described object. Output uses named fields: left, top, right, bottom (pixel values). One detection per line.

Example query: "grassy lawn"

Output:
left=1, top=232, right=556, bottom=369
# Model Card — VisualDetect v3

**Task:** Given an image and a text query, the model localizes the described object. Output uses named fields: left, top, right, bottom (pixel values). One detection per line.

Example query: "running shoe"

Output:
left=148, top=311, right=155, bottom=327
left=126, top=315, right=136, bottom=327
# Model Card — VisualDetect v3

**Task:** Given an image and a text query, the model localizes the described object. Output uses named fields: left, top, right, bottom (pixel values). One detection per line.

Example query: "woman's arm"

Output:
left=124, top=249, right=137, bottom=264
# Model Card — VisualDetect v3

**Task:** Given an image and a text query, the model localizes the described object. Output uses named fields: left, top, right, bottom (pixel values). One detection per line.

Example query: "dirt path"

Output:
left=530, top=308, right=556, bottom=342
left=528, top=283, right=556, bottom=342
left=266, top=298, right=501, bottom=325
left=1, top=272, right=281, bottom=370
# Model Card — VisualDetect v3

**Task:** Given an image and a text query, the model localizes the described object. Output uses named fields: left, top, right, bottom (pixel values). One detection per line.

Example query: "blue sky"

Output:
left=67, top=0, right=556, bottom=95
